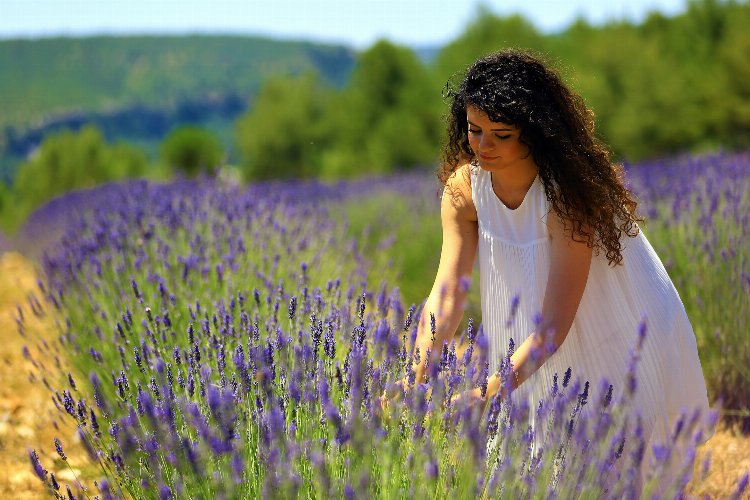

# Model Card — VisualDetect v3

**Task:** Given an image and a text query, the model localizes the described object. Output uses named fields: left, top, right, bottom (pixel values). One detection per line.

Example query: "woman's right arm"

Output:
left=410, top=164, right=478, bottom=385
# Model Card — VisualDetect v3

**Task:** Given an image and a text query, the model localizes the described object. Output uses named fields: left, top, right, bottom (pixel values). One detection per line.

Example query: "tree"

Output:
left=321, top=40, right=443, bottom=177
left=716, top=3, right=750, bottom=148
left=160, top=126, right=224, bottom=178
left=235, top=72, right=331, bottom=181
left=434, top=10, right=546, bottom=87
left=10, top=125, right=148, bottom=228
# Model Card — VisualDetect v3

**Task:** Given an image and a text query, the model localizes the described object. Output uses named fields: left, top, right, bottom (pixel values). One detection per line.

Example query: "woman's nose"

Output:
left=479, top=134, right=494, bottom=151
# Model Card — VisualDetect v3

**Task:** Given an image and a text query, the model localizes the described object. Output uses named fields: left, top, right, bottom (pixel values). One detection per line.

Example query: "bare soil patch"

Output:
left=0, top=252, right=95, bottom=498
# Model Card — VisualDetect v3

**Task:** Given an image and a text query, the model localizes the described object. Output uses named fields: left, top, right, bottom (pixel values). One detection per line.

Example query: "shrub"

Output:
left=160, top=126, right=224, bottom=178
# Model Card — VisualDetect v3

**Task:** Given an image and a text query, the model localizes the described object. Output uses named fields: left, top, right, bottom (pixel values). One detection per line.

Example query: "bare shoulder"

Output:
left=546, top=207, right=594, bottom=247
left=442, top=163, right=477, bottom=222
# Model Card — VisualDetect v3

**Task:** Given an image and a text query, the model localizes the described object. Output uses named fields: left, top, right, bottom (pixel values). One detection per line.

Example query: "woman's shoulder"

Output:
left=442, top=163, right=478, bottom=222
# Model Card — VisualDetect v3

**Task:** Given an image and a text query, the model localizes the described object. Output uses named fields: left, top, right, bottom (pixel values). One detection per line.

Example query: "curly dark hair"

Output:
left=439, top=49, right=642, bottom=266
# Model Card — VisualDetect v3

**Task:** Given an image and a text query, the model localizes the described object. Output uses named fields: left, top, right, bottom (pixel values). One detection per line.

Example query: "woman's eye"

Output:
left=496, top=134, right=511, bottom=140
left=468, top=128, right=481, bottom=134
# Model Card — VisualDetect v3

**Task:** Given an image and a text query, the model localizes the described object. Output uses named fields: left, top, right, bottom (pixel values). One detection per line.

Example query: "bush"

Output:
left=9, top=125, right=148, bottom=232
left=235, top=72, right=331, bottom=181
left=160, top=126, right=224, bottom=178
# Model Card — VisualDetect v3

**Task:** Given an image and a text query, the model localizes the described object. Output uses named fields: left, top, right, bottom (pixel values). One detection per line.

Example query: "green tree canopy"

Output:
left=434, top=10, right=546, bottom=87
left=233, top=0, right=750, bottom=175
left=9, top=125, right=147, bottom=230
left=235, top=72, right=332, bottom=181
left=160, top=126, right=224, bottom=178
left=0, top=181, right=8, bottom=216
left=321, top=39, right=443, bottom=177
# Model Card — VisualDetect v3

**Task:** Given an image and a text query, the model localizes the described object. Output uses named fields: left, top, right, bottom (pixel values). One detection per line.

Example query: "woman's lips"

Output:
left=479, top=153, right=498, bottom=160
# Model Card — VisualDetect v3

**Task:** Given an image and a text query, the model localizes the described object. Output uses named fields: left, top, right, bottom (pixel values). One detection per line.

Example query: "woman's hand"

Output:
left=448, top=373, right=510, bottom=417
left=379, top=380, right=500, bottom=424
left=448, top=386, right=489, bottom=415
left=377, top=378, right=410, bottom=422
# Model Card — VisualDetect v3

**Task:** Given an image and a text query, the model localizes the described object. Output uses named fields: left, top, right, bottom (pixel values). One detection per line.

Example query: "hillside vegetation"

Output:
left=0, top=35, right=355, bottom=129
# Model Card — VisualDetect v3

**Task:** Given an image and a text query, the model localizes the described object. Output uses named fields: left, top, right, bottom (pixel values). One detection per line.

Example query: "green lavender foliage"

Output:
left=18, top=167, right=728, bottom=498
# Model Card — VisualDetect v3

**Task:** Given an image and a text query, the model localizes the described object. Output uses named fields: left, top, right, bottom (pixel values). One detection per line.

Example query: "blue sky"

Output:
left=0, top=0, right=687, bottom=48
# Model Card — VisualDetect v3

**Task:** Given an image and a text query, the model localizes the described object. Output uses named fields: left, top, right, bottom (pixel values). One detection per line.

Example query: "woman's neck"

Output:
left=488, top=161, right=539, bottom=200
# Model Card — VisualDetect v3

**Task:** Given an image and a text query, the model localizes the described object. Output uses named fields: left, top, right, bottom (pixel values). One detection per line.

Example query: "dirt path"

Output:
left=693, top=426, right=750, bottom=498
left=0, top=251, right=747, bottom=498
left=0, top=252, right=94, bottom=498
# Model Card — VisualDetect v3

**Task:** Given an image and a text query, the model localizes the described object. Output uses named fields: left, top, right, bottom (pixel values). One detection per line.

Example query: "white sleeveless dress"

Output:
left=470, top=165, right=710, bottom=484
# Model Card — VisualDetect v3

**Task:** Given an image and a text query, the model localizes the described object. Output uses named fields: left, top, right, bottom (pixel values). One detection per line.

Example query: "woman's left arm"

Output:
left=485, top=213, right=593, bottom=401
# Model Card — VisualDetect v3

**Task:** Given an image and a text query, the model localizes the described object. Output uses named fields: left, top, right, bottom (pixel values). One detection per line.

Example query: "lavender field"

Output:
left=16, top=151, right=750, bottom=498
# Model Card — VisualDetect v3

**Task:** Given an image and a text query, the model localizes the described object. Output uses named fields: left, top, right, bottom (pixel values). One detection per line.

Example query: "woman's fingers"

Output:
left=376, top=383, right=404, bottom=422
left=376, top=378, right=414, bottom=423
left=375, top=393, right=388, bottom=421
left=449, top=386, right=489, bottom=415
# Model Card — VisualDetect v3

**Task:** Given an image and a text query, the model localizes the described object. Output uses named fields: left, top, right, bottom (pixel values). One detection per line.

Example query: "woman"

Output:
left=386, top=49, right=710, bottom=489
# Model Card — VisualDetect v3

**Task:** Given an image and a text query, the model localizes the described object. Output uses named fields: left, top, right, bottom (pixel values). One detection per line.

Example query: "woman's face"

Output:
left=466, top=105, right=531, bottom=172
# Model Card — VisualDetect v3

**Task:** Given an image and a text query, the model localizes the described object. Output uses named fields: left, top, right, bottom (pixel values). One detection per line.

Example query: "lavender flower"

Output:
left=50, top=472, right=60, bottom=491
left=288, top=296, right=297, bottom=320
left=732, top=472, right=749, bottom=500
left=231, top=453, right=245, bottom=484
left=54, top=437, right=66, bottom=460
left=429, top=312, right=436, bottom=342
left=21, top=159, right=735, bottom=498
left=562, top=367, right=572, bottom=388
left=28, top=449, right=47, bottom=481
left=159, top=484, right=173, bottom=499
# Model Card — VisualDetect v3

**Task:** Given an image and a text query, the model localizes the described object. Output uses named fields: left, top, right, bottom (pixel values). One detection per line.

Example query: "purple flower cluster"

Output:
left=18, top=152, right=746, bottom=497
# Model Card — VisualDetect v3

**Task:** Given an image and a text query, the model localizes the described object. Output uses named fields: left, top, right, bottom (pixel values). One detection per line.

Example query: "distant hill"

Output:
left=0, top=35, right=356, bottom=130
left=0, top=35, right=356, bottom=183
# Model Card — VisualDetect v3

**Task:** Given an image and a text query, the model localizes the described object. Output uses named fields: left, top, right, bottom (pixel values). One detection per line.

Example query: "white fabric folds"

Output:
left=470, top=164, right=711, bottom=486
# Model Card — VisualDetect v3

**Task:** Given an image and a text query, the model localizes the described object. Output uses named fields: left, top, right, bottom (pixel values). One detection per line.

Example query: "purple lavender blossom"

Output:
left=231, top=453, right=245, bottom=484
left=54, top=437, right=66, bottom=460
left=50, top=472, right=60, bottom=491
left=732, top=472, right=750, bottom=500
left=28, top=449, right=47, bottom=481
left=159, top=483, right=173, bottom=499
left=21, top=158, right=736, bottom=498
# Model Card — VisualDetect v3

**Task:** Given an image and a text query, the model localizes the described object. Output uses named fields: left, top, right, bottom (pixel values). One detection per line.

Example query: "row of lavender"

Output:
left=18, top=153, right=747, bottom=498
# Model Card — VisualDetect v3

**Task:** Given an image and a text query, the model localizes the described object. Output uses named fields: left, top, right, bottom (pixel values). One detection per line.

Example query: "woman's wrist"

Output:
left=485, top=374, right=500, bottom=401
left=485, top=371, right=514, bottom=401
